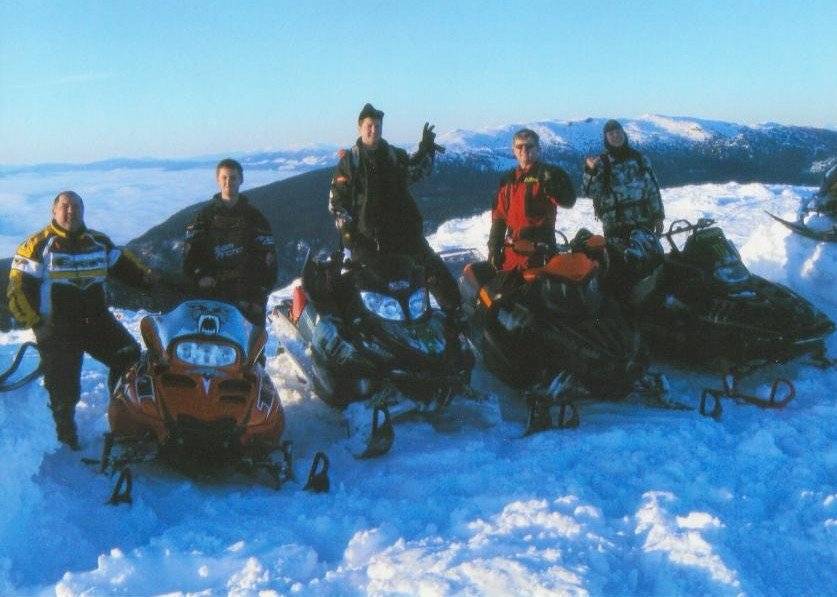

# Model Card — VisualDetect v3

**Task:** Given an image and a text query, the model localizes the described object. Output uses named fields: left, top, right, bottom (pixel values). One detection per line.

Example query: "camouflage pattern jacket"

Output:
left=582, top=150, right=664, bottom=237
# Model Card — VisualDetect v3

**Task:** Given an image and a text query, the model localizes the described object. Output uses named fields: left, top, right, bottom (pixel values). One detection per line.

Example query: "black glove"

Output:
left=488, top=246, right=504, bottom=271
left=418, top=122, right=445, bottom=156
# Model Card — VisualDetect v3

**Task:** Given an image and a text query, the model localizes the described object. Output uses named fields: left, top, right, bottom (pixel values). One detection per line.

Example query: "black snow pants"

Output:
left=34, top=311, right=140, bottom=444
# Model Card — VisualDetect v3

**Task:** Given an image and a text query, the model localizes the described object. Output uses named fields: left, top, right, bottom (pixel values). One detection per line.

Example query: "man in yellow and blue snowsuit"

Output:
left=7, top=191, right=158, bottom=449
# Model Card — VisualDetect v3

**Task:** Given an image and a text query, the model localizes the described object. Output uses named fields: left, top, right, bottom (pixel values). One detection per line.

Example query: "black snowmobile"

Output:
left=460, top=232, right=669, bottom=434
left=606, top=218, right=835, bottom=370
left=272, top=252, right=474, bottom=458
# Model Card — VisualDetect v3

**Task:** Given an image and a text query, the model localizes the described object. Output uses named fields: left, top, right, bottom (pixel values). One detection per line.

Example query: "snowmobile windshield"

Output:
left=152, top=300, right=252, bottom=360
left=683, top=228, right=750, bottom=287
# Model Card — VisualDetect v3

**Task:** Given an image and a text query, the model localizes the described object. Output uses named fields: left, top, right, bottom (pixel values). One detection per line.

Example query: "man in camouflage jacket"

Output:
left=583, top=120, right=665, bottom=280
left=582, top=119, right=664, bottom=237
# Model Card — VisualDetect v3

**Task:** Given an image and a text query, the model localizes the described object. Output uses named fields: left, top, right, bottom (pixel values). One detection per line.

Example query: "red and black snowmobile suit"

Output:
left=488, top=162, right=576, bottom=272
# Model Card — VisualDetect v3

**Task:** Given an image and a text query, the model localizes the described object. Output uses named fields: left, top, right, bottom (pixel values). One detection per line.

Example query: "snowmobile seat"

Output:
left=523, top=253, right=598, bottom=284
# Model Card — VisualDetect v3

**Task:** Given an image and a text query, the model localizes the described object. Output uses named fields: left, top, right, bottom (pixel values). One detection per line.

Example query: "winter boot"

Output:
left=55, top=417, right=80, bottom=451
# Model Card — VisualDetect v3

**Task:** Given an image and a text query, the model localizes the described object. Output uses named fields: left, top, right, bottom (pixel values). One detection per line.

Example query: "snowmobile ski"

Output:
left=346, top=402, right=396, bottom=459
left=107, top=468, right=133, bottom=506
left=764, top=211, right=837, bottom=242
left=303, top=452, right=330, bottom=493
left=0, top=341, right=42, bottom=393
left=699, top=370, right=796, bottom=420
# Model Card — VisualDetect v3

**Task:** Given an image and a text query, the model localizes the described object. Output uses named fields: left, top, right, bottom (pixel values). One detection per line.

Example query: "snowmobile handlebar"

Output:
left=661, top=217, right=715, bottom=251
left=506, top=231, right=571, bottom=256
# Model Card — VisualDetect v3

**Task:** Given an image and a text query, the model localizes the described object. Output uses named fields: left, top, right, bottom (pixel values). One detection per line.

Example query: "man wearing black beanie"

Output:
left=328, top=103, right=463, bottom=324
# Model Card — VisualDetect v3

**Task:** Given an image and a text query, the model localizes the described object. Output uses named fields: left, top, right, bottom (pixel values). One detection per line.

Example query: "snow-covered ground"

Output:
left=1, top=181, right=835, bottom=595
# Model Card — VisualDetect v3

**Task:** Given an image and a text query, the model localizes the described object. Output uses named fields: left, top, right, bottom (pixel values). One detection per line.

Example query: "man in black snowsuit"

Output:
left=183, top=158, right=277, bottom=326
left=328, top=103, right=463, bottom=322
left=7, top=191, right=158, bottom=449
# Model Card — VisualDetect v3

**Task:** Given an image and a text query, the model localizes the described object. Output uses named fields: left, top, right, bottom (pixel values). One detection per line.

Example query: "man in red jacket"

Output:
left=488, top=128, right=576, bottom=272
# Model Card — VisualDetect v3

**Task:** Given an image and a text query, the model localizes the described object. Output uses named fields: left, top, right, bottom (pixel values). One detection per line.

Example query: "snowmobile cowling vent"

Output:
left=198, top=314, right=220, bottom=335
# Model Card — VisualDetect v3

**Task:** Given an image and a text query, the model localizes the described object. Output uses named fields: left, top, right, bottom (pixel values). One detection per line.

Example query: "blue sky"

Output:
left=1, top=0, right=835, bottom=164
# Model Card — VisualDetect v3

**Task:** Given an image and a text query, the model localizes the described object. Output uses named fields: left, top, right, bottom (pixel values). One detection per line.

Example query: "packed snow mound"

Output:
left=1, top=182, right=836, bottom=595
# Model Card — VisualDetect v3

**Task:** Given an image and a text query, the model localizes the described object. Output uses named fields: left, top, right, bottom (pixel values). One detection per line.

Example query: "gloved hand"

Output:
left=418, top=123, right=445, bottom=156
left=542, top=170, right=562, bottom=199
left=653, top=220, right=664, bottom=235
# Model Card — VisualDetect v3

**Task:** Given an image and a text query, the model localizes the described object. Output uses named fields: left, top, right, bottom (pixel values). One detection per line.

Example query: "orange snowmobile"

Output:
left=98, top=299, right=328, bottom=503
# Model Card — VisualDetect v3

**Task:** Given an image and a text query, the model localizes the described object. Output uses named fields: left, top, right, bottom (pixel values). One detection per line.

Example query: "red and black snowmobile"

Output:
left=460, top=231, right=669, bottom=433
left=99, top=299, right=329, bottom=503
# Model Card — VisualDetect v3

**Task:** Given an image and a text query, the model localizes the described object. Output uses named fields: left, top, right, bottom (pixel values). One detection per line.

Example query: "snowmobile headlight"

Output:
left=175, top=341, right=238, bottom=367
left=407, top=288, right=429, bottom=319
left=360, top=291, right=405, bottom=321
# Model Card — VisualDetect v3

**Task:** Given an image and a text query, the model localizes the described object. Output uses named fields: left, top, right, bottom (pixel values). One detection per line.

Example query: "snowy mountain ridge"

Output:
left=3, top=114, right=835, bottom=177
left=439, top=114, right=751, bottom=152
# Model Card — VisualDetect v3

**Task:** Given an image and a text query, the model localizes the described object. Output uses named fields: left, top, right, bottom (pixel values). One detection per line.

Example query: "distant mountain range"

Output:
left=2, top=115, right=836, bottom=328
